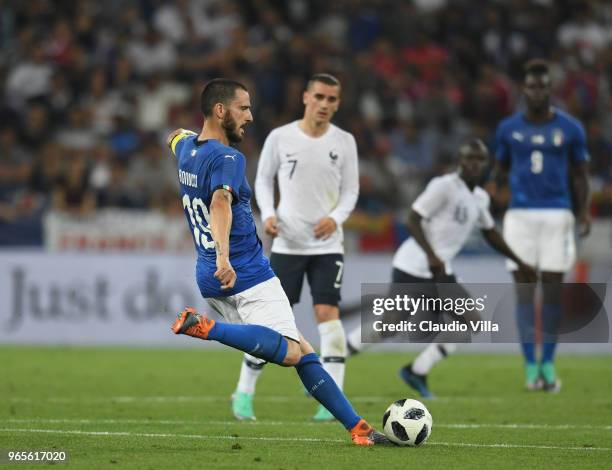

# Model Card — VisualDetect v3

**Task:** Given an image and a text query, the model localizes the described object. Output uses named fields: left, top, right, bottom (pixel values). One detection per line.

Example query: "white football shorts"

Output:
left=503, top=208, right=576, bottom=273
left=206, top=276, right=300, bottom=342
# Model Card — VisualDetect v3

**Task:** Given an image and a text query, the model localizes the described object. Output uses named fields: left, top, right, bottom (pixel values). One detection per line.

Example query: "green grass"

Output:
left=1, top=347, right=611, bottom=469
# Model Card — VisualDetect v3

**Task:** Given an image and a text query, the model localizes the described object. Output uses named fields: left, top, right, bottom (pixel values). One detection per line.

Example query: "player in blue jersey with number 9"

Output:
left=493, top=59, right=591, bottom=392
left=167, top=78, right=388, bottom=446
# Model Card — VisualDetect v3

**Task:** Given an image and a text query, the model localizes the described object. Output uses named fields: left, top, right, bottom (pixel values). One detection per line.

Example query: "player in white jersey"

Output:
left=346, top=139, right=536, bottom=398
left=232, top=73, right=359, bottom=421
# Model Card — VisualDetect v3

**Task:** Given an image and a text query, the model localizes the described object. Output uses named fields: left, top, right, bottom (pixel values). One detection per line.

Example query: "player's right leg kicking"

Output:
left=171, top=307, right=389, bottom=445
left=233, top=254, right=347, bottom=422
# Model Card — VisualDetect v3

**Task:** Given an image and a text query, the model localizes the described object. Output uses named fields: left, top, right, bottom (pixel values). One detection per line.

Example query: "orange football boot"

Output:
left=350, top=419, right=391, bottom=446
left=171, top=307, right=215, bottom=340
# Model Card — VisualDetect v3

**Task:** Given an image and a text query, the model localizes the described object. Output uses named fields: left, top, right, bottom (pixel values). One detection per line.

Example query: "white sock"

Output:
left=412, top=343, right=457, bottom=376
left=347, top=325, right=364, bottom=353
left=318, top=319, right=347, bottom=390
left=236, top=354, right=266, bottom=395
left=346, top=324, right=377, bottom=354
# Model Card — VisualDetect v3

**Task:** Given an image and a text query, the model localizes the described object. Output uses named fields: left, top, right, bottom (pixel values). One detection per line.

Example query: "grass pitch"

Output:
left=1, top=347, right=611, bottom=469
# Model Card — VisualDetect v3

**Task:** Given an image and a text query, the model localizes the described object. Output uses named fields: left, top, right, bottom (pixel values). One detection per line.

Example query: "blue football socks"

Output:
left=207, top=323, right=288, bottom=365
left=295, top=353, right=361, bottom=430
left=516, top=302, right=536, bottom=364
left=541, top=303, right=562, bottom=363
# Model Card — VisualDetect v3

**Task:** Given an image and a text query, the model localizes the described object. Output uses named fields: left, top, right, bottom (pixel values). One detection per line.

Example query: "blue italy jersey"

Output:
left=493, top=108, right=589, bottom=209
left=170, top=131, right=274, bottom=297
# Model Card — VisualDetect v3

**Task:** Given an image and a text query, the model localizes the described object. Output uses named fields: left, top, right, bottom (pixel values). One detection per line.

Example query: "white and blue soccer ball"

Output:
left=382, top=398, right=433, bottom=446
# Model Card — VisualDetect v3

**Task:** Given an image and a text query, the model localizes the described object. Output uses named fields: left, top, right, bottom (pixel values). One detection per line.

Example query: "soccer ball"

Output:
left=382, top=398, right=433, bottom=446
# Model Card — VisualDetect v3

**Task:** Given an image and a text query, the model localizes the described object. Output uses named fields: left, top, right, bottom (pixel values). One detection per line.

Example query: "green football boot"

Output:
left=524, top=363, right=543, bottom=391
left=313, top=404, right=335, bottom=422
left=540, top=362, right=561, bottom=393
left=231, top=391, right=256, bottom=420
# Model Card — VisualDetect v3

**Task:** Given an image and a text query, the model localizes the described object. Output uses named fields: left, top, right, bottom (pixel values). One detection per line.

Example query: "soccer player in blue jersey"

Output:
left=493, top=59, right=591, bottom=392
left=168, top=78, right=387, bottom=445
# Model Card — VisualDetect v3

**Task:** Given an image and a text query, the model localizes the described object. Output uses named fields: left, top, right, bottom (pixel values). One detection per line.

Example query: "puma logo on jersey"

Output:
left=224, top=154, right=236, bottom=161
left=512, top=132, right=524, bottom=141
left=329, top=151, right=339, bottom=163
left=285, top=152, right=299, bottom=158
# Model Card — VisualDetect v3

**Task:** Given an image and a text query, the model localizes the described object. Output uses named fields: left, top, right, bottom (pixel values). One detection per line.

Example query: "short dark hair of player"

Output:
left=200, top=78, right=248, bottom=117
left=523, top=59, right=550, bottom=82
left=306, top=73, right=341, bottom=90
left=458, top=138, right=489, bottom=158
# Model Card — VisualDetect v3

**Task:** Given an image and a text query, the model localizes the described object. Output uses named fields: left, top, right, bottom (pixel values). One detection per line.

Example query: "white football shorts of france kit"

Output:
left=206, top=276, right=300, bottom=342
left=503, top=208, right=576, bottom=273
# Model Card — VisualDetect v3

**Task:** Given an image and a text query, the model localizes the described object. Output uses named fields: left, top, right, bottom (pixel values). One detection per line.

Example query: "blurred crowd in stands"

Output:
left=1, top=0, right=611, bottom=248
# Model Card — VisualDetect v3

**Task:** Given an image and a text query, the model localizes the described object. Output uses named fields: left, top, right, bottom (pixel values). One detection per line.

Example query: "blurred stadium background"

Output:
left=0, top=0, right=611, bottom=349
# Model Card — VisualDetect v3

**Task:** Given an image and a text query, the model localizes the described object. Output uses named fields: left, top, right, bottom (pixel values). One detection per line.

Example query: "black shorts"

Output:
left=384, top=268, right=474, bottom=342
left=389, top=268, right=467, bottom=318
left=391, top=269, right=457, bottom=284
left=388, top=268, right=461, bottom=322
left=269, top=252, right=343, bottom=306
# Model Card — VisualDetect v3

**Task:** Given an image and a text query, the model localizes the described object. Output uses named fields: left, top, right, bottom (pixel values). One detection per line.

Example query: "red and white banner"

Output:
left=44, top=210, right=193, bottom=252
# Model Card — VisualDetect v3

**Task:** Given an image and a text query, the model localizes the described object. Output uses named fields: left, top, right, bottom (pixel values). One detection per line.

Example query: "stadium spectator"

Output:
left=51, top=156, right=96, bottom=217
left=0, top=126, right=32, bottom=200
left=587, top=119, right=612, bottom=179
left=29, top=142, right=63, bottom=204
left=96, top=159, right=140, bottom=209
left=128, top=138, right=179, bottom=207
left=0, top=0, right=610, bottom=247
left=4, top=42, right=52, bottom=110
left=126, top=28, right=176, bottom=77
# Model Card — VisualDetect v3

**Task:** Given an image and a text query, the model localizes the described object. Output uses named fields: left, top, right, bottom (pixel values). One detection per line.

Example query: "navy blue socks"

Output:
left=516, top=302, right=536, bottom=364
left=207, top=323, right=288, bottom=365
left=541, top=303, right=561, bottom=363
left=295, top=352, right=361, bottom=430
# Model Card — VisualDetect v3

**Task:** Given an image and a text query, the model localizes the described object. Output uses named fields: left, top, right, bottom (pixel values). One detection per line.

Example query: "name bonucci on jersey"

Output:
left=255, top=121, right=359, bottom=255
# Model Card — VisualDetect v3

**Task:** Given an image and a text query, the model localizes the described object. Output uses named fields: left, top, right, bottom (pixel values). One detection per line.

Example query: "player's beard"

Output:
left=222, top=112, right=243, bottom=144
left=529, top=100, right=549, bottom=115
left=526, top=93, right=550, bottom=115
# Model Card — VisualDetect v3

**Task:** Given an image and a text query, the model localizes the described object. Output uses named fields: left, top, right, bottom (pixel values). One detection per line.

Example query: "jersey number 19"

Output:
left=183, top=194, right=215, bottom=249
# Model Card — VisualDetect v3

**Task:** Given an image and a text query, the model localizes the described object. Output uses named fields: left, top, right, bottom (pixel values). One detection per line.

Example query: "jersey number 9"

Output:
left=530, top=150, right=544, bottom=174
left=183, top=194, right=215, bottom=249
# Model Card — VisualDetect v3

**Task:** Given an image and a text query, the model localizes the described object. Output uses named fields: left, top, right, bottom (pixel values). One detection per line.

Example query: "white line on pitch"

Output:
left=7, top=395, right=505, bottom=404
left=0, top=428, right=338, bottom=443
left=428, top=441, right=612, bottom=452
left=437, top=423, right=612, bottom=430
left=0, top=428, right=610, bottom=452
left=2, top=419, right=612, bottom=431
